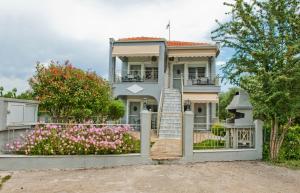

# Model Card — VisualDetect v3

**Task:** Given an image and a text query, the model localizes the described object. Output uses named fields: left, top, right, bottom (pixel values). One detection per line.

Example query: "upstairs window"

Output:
left=145, top=67, right=158, bottom=80
left=188, top=67, right=206, bottom=80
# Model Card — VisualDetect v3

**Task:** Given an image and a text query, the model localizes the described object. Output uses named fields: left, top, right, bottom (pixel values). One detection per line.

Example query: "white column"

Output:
left=206, top=103, right=210, bottom=130
left=184, top=63, right=188, bottom=85
left=170, top=63, right=173, bottom=88
left=206, top=62, right=209, bottom=77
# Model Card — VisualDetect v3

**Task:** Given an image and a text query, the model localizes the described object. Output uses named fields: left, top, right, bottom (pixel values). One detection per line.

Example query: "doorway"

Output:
left=128, top=102, right=141, bottom=130
left=194, top=103, right=207, bottom=130
left=172, top=64, right=184, bottom=90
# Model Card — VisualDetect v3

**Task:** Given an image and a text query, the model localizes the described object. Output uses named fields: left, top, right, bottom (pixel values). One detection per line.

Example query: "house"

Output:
left=109, top=37, right=220, bottom=138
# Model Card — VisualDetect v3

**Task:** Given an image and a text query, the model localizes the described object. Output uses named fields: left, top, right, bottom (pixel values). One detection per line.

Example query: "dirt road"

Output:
left=1, top=161, right=299, bottom=193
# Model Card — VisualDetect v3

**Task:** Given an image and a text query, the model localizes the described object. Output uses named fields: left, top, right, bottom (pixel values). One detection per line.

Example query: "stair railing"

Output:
left=156, top=90, right=164, bottom=136
left=180, top=73, right=184, bottom=138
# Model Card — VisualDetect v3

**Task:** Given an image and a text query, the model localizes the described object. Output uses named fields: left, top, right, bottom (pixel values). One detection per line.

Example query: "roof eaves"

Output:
left=167, top=45, right=218, bottom=49
left=116, top=38, right=167, bottom=43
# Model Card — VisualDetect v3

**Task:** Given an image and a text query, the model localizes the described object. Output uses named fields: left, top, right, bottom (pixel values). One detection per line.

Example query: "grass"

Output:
left=267, top=160, right=300, bottom=170
left=193, top=139, right=225, bottom=150
left=0, top=175, right=11, bottom=190
left=132, top=140, right=155, bottom=153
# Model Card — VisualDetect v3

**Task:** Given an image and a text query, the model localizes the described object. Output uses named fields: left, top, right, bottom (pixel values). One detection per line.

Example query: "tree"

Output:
left=30, top=60, right=123, bottom=122
left=3, top=88, right=17, bottom=98
left=107, top=100, right=125, bottom=121
left=0, top=86, right=34, bottom=100
left=16, top=90, right=34, bottom=100
left=0, top=86, right=3, bottom=97
left=219, top=87, right=240, bottom=120
left=212, top=0, right=300, bottom=160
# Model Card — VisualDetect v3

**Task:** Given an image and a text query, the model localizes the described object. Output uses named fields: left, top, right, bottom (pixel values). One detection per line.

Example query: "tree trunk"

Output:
left=269, top=117, right=292, bottom=160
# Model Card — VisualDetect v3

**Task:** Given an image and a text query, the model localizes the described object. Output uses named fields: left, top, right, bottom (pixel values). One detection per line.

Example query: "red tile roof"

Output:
left=117, top=37, right=210, bottom=47
left=118, top=37, right=163, bottom=41
left=167, top=40, right=209, bottom=47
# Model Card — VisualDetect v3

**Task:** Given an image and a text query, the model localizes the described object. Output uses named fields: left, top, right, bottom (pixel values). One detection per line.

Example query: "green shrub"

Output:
left=264, top=125, right=300, bottom=161
left=280, top=126, right=300, bottom=160
left=211, top=124, right=226, bottom=137
left=108, top=100, right=125, bottom=120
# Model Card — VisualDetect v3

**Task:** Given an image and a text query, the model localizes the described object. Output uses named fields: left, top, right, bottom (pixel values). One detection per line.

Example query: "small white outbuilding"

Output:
left=0, top=97, right=39, bottom=130
left=0, top=97, right=39, bottom=153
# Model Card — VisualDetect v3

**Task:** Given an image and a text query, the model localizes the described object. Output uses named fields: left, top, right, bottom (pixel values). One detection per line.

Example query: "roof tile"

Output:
left=117, top=37, right=210, bottom=47
left=167, top=40, right=209, bottom=47
left=118, top=37, right=163, bottom=41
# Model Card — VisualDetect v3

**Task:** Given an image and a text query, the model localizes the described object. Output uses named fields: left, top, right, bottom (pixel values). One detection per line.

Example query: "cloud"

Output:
left=0, top=0, right=230, bottom=93
left=216, top=61, right=226, bottom=66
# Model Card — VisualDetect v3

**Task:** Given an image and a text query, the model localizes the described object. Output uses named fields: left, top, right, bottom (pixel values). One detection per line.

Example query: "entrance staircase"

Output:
left=158, top=88, right=182, bottom=139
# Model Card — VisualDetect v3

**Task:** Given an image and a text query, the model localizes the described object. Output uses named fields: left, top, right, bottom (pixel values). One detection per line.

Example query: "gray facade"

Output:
left=109, top=37, right=221, bottom=128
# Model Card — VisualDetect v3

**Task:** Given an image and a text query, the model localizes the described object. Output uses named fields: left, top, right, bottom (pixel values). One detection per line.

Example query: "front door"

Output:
left=173, top=64, right=184, bottom=90
left=194, top=103, right=207, bottom=130
left=128, top=102, right=141, bottom=130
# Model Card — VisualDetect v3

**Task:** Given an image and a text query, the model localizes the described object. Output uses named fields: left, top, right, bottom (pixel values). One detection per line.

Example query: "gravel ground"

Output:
left=1, top=161, right=299, bottom=193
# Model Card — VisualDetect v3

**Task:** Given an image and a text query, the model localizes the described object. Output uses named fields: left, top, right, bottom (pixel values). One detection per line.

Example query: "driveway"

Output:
left=1, top=161, right=299, bottom=193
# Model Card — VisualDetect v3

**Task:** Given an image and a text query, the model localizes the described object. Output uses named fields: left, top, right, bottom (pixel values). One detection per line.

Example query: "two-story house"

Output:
left=109, top=37, right=220, bottom=139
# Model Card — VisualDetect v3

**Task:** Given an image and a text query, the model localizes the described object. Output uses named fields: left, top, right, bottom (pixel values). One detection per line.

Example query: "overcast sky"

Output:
left=0, top=0, right=233, bottom=93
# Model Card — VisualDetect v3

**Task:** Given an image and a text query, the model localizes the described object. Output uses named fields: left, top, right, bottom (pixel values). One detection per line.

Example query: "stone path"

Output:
left=150, top=139, right=182, bottom=160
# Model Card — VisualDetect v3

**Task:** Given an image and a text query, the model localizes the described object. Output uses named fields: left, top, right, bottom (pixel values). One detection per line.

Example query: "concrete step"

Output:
left=159, top=88, right=182, bottom=139
left=159, top=134, right=181, bottom=139
left=159, top=131, right=182, bottom=136
left=160, top=123, right=181, bottom=127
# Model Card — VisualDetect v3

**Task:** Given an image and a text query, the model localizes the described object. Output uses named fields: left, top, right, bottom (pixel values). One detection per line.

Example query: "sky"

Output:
left=0, top=0, right=234, bottom=94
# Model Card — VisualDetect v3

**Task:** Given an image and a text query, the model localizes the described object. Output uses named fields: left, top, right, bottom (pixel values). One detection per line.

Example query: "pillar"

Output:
left=254, top=119, right=263, bottom=159
left=140, top=109, right=151, bottom=158
left=183, top=110, right=194, bottom=161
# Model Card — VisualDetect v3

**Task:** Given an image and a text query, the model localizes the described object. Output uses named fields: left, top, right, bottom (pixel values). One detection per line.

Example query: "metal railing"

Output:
left=156, top=90, right=164, bottom=136
left=193, top=123, right=255, bottom=150
left=150, top=112, right=158, bottom=132
left=180, top=73, right=184, bottom=139
left=114, top=70, right=158, bottom=83
left=38, top=116, right=108, bottom=124
left=186, top=73, right=219, bottom=86
left=128, top=115, right=141, bottom=131
left=193, top=116, right=219, bottom=130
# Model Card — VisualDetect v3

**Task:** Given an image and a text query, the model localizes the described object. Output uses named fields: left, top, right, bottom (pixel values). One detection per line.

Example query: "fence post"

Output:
left=0, top=100, right=6, bottom=130
left=183, top=110, right=194, bottom=161
left=254, top=119, right=263, bottom=159
left=140, top=109, right=151, bottom=158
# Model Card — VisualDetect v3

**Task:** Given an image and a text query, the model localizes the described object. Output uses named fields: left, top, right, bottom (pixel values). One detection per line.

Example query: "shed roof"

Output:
left=226, top=90, right=253, bottom=110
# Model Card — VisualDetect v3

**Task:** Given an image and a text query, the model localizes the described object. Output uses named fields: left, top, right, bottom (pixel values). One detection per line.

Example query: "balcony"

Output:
left=114, top=69, right=158, bottom=84
left=183, top=74, right=220, bottom=93
left=186, top=74, right=219, bottom=86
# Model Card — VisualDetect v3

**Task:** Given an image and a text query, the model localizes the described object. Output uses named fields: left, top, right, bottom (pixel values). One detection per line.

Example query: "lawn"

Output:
left=267, top=160, right=300, bottom=170
left=193, top=139, right=225, bottom=150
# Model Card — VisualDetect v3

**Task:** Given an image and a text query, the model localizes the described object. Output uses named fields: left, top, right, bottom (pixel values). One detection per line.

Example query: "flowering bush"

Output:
left=6, top=124, right=139, bottom=155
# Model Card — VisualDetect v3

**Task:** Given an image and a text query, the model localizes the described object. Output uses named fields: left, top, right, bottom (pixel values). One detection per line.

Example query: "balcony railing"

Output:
left=193, top=116, right=219, bottom=130
left=114, top=70, right=158, bottom=83
left=186, top=74, right=219, bottom=86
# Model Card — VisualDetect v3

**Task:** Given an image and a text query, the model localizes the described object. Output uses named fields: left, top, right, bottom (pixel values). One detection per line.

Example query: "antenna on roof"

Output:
left=166, top=20, right=171, bottom=41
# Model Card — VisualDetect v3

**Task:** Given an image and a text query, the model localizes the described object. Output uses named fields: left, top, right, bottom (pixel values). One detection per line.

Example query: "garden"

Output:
left=6, top=124, right=140, bottom=155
